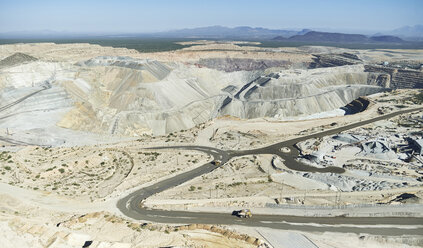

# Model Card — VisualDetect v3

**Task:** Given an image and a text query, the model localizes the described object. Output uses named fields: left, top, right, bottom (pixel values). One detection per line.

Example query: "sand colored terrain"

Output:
left=0, top=44, right=392, bottom=140
left=1, top=41, right=423, bottom=247
left=0, top=192, right=260, bottom=248
left=0, top=144, right=210, bottom=201
left=1, top=42, right=422, bottom=143
left=144, top=91, right=423, bottom=216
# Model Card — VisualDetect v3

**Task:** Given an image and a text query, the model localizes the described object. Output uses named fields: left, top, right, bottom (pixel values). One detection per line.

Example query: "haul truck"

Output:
left=232, top=209, right=252, bottom=218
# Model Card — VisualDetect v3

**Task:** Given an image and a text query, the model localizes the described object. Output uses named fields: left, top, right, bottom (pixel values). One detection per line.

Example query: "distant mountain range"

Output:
left=375, top=25, right=423, bottom=41
left=273, top=31, right=404, bottom=43
left=149, top=25, right=311, bottom=39
left=1, top=25, right=422, bottom=43
left=147, top=26, right=419, bottom=43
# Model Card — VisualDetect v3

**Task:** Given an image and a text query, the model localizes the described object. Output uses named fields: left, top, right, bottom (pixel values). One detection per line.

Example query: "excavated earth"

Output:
left=1, top=42, right=423, bottom=248
left=0, top=43, right=422, bottom=143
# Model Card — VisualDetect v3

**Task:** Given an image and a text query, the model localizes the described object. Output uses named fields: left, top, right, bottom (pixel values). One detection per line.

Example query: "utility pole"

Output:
left=304, top=189, right=307, bottom=205
left=335, top=192, right=338, bottom=207
left=335, top=191, right=341, bottom=208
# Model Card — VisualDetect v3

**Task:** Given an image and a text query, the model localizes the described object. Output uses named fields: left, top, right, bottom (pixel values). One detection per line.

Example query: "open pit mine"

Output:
left=1, top=44, right=421, bottom=142
left=0, top=41, right=423, bottom=248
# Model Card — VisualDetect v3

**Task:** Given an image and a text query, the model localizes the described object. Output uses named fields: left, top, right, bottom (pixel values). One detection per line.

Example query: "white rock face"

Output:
left=0, top=56, right=385, bottom=137
left=0, top=222, right=43, bottom=248
left=0, top=61, right=73, bottom=88
left=57, top=57, right=259, bottom=136
left=80, top=56, right=172, bottom=80
left=220, top=65, right=384, bottom=119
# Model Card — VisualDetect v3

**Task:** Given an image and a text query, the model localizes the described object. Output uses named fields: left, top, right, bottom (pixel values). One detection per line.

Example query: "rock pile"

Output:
left=0, top=52, right=38, bottom=68
left=341, top=97, right=371, bottom=115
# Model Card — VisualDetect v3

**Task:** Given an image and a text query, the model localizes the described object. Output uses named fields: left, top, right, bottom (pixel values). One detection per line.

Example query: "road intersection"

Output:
left=117, top=107, right=423, bottom=235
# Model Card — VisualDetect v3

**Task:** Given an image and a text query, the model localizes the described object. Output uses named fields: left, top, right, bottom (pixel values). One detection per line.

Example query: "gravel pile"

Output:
left=0, top=52, right=37, bottom=68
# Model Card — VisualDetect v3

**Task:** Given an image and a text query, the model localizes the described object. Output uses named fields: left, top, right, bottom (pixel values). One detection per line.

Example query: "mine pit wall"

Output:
left=366, top=73, right=391, bottom=88
left=197, top=58, right=291, bottom=72
left=221, top=84, right=382, bottom=119
left=309, top=53, right=362, bottom=68
left=220, top=66, right=388, bottom=119
left=365, top=65, right=423, bottom=89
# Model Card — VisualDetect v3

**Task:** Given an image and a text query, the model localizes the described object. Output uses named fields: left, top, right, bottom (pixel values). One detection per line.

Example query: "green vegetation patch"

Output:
left=0, top=38, right=200, bottom=53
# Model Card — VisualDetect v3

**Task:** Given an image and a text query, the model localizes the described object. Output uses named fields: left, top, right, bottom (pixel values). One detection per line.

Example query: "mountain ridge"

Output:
left=0, top=25, right=419, bottom=42
left=375, top=25, right=423, bottom=41
left=150, top=25, right=306, bottom=39
left=273, top=31, right=404, bottom=43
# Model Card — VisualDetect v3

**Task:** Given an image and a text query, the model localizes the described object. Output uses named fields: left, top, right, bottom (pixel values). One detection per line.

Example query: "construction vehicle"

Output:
left=212, top=160, right=221, bottom=166
left=232, top=209, right=252, bottom=218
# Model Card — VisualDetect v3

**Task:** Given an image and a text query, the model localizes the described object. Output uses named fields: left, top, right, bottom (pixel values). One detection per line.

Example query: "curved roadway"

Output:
left=118, top=107, right=423, bottom=235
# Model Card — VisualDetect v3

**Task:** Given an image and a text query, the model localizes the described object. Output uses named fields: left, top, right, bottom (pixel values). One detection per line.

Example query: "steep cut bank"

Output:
left=57, top=56, right=259, bottom=136
left=196, top=58, right=291, bottom=72
left=219, top=65, right=385, bottom=119
left=0, top=50, right=402, bottom=138
left=11, top=59, right=387, bottom=136
left=365, top=65, right=423, bottom=89
left=309, top=53, right=362, bottom=68
left=79, top=56, right=172, bottom=81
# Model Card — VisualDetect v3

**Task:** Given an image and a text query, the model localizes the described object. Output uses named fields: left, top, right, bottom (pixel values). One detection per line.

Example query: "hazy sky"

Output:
left=0, top=0, right=422, bottom=34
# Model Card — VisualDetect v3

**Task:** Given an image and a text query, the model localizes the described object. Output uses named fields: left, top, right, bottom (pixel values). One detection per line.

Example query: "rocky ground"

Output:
left=0, top=144, right=209, bottom=200
left=0, top=192, right=263, bottom=248
left=1, top=41, right=421, bottom=142
left=0, top=41, right=423, bottom=247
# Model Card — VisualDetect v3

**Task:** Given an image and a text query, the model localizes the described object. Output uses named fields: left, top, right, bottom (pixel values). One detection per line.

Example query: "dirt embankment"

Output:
left=341, top=96, right=371, bottom=115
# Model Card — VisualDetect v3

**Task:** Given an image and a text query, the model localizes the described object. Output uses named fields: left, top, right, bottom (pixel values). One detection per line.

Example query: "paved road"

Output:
left=117, top=107, right=423, bottom=235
